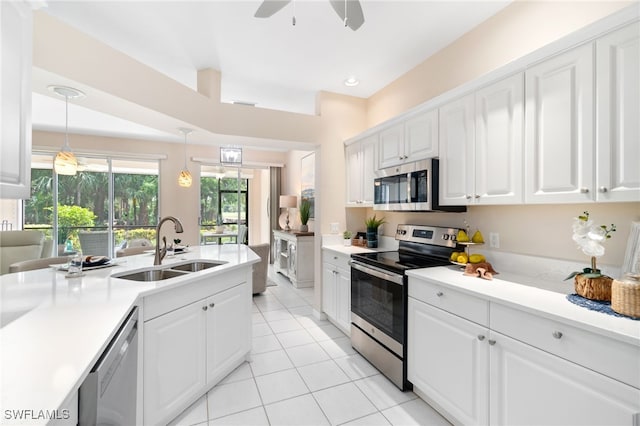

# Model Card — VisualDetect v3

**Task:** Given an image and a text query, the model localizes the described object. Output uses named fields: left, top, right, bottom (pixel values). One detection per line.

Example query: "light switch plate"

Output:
left=489, top=232, right=500, bottom=248
left=330, top=222, right=340, bottom=234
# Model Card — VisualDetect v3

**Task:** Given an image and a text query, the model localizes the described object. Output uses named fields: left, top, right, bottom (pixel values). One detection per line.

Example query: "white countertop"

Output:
left=0, top=245, right=259, bottom=424
left=407, top=266, right=640, bottom=345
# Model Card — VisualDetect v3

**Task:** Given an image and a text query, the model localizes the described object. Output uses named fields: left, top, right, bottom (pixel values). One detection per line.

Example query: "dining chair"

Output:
left=248, top=243, right=269, bottom=294
left=78, top=231, right=111, bottom=257
left=237, top=225, right=248, bottom=245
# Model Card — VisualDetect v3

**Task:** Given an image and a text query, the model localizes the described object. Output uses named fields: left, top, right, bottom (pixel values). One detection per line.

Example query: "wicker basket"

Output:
left=611, top=276, right=640, bottom=319
left=574, top=274, right=613, bottom=301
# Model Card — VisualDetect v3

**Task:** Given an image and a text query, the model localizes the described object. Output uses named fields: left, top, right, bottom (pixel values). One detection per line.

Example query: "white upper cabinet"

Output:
left=524, top=43, right=594, bottom=203
left=379, top=109, right=438, bottom=169
left=596, top=22, right=640, bottom=202
left=475, top=73, right=524, bottom=204
left=438, top=94, right=475, bottom=206
left=345, top=135, right=377, bottom=206
left=0, top=1, right=32, bottom=199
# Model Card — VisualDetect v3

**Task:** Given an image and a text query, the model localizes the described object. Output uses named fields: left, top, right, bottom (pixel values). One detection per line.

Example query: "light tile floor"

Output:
left=169, top=267, right=451, bottom=426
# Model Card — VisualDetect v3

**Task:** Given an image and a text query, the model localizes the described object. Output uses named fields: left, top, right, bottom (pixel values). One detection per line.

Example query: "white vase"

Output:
left=343, top=239, right=352, bottom=246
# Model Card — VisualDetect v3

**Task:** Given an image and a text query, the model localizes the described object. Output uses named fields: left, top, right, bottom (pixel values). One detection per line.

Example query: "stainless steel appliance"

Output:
left=350, top=225, right=460, bottom=390
left=374, top=159, right=465, bottom=212
left=79, top=306, right=139, bottom=426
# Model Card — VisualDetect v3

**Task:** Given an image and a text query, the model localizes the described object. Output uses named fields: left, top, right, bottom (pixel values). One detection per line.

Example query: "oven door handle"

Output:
left=349, top=260, right=404, bottom=285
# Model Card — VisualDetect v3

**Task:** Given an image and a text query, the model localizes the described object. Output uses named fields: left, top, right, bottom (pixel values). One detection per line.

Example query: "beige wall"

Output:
left=367, top=0, right=633, bottom=126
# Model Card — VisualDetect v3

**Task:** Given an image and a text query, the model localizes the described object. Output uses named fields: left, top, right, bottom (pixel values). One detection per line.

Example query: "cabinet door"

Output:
left=360, top=136, right=377, bottom=205
left=0, top=1, right=32, bottom=199
left=404, top=109, right=439, bottom=161
left=525, top=43, right=594, bottom=203
left=322, top=263, right=337, bottom=320
left=378, top=123, right=405, bottom=168
left=335, top=267, right=351, bottom=333
left=475, top=73, right=524, bottom=204
left=490, top=332, right=640, bottom=426
left=288, top=241, right=297, bottom=279
left=144, top=300, right=207, bottom=425
left=408, top=298, right=489, bottom=425
left=207, top=284, right=250, bottom=383
left=438, top=94, right=475, bottom=205
left=596, top=22, right=640, bottom=202
left=345, top=142, right=363, bottom=205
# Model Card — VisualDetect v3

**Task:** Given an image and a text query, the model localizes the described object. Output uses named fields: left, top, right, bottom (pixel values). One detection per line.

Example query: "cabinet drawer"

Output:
left=322, top=250, right=351, bottom=271
left=491, top=303, right=640, bottom=389
left=408, top=277, right=489, bottom=326
left=144, top=268, right=246, bottom=321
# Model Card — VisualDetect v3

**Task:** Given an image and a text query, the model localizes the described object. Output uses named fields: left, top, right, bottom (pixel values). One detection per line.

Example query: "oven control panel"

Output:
left=395, top=224, right=459, bottom=248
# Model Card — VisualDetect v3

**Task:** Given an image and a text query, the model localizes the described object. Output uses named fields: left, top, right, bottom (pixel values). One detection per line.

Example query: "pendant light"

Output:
left=49, top=86, right=85, bottom=175
left=178, top=128, right=193, bottom=187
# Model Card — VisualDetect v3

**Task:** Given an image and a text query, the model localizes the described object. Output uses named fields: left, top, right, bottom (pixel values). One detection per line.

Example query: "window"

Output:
left=23, top=153, right=159, bottom=256
left=200, top=166, right=248, bottom=244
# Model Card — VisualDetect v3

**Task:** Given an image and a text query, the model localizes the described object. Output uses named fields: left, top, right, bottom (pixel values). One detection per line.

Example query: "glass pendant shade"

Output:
left=54, top=149, right=78, bottom=175
left=178, top=128, right=193, bottom=187
left=49, top=85, right=84, bottom=176
left=178, top=169, right=193, bottom=187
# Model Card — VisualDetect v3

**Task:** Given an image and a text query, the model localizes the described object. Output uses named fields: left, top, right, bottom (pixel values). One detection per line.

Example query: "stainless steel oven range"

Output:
left=350, top=224, right=460, bottom=390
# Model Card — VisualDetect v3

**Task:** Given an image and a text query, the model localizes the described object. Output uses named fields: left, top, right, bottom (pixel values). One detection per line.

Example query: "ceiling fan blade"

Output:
left=254, top=0, right=291, bottom=18
left=329, top=0, right=365, bottom=31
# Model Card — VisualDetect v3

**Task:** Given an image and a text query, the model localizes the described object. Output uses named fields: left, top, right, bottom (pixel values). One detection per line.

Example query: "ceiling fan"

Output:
left=254, top=0, right=365, bottom=31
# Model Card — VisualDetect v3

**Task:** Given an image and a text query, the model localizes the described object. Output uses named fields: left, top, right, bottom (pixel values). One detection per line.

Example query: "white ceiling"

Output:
left=35, top=0, right=512, bottom=146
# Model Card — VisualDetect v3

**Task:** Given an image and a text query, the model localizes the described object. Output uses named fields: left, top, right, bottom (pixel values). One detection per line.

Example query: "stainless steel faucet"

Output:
left=154, top=216, right=184, bottom=265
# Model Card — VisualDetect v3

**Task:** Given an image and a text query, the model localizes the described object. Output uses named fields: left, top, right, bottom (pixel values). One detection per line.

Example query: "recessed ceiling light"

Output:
left=344, top=76, right=359, bottom=87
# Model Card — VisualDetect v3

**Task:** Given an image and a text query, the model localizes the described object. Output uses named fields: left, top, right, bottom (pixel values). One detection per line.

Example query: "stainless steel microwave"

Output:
left=373, top=159, right=466, bottom=212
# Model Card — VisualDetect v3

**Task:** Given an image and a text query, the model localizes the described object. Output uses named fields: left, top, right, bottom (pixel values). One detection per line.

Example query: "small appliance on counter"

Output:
left=349, top=224, right=461, bottom=390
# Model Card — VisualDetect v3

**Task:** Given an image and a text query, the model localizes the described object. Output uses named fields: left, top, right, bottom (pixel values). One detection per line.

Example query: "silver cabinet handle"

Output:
left=436, top=291, right=444, bottom=297
left=580, top=188, right=589, bottom=193
left=465, top=195, right=472, bottom=200
left=477, top=335, right=485, bottom=341
left=474, top=194, right=480, bottom=199
left=488, top=339, right=496, bottom=346
left=209, top=303, right=215, bottom=308
left=599, top=186, right=608, bottom=193
left=552, top=331, right=563, bottom=339
left=202, top=306, right=208, bottom=311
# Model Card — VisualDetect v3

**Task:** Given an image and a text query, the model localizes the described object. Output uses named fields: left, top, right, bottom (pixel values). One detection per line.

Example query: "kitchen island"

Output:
left=0, top=244, right=259, bottom=425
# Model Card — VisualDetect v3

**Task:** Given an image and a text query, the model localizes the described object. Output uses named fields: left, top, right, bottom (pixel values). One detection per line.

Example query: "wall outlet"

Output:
left=330, top=222, right=340, bottom=234
left=489, top=232, right=500, bottom=249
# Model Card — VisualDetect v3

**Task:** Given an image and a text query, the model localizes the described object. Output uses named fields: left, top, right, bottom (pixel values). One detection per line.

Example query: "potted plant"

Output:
left=565, top=211, right=616, bottom=301
left=343, top=230, right=352, bottom=246
left=364, top=214, right=385, bottom=248
left=299, top=199, right=311, bottom=232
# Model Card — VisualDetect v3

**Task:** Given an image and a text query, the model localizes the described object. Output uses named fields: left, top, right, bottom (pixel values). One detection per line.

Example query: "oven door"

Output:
left=350, top=260, right=405, bottom=348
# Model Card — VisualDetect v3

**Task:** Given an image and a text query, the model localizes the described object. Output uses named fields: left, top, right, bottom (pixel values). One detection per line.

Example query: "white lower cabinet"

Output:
left=322, top=250, right=351, bottom=334
left=143, top=273, right=250, bottom=425
left=408, top=277, right=640, bottom=426
left=490, top=331, right=640, bottom=426
left=144, top=299, right=207, bottom=425
left=408, top=298, right=489, bottom=425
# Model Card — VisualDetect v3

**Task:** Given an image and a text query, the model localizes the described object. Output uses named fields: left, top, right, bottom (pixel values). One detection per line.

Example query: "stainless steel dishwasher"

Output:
left=79, top=306, right=139, bottom=426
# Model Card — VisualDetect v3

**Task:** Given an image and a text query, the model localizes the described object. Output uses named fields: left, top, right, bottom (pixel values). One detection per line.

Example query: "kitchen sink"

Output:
left=113, top=268, right=189, bottom=282
left=112, top=259, right=227, bottom=282
left=170, top=260, right=226, bottom=272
